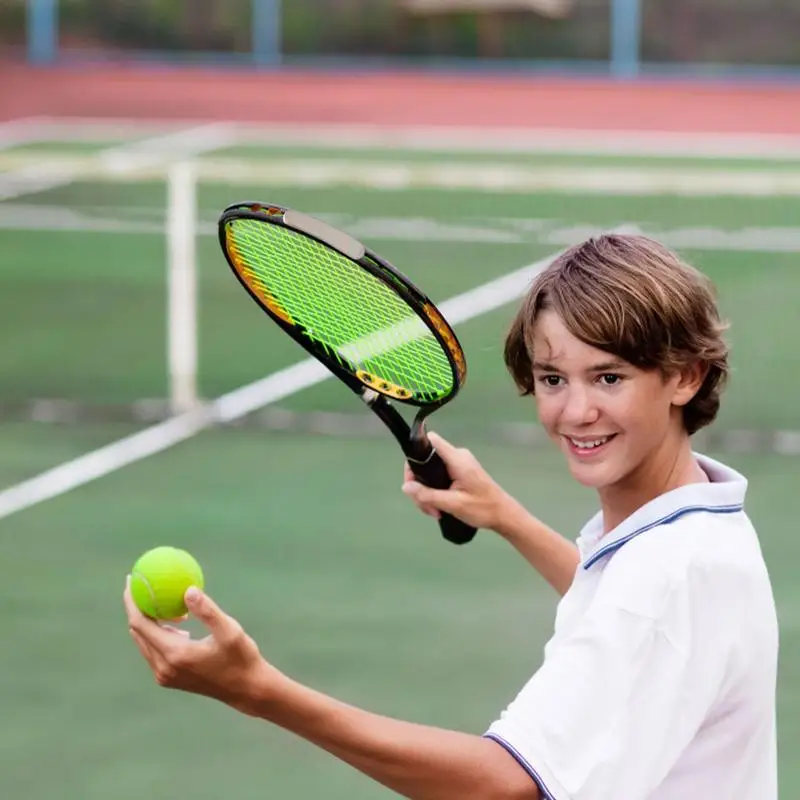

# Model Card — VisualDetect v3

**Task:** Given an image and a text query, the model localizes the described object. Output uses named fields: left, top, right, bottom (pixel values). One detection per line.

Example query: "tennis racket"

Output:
left=217, top=201, right=477, bottom=546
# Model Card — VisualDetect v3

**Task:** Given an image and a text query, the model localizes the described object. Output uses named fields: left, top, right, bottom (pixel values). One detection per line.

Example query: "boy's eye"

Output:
left=599, top=374, right=622, bottom=386
left=537, top=375, right=562, bottom=387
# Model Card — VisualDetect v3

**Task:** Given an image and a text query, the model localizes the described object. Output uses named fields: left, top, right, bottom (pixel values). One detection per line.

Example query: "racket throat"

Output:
left=360, top=389, right=435, bottom=464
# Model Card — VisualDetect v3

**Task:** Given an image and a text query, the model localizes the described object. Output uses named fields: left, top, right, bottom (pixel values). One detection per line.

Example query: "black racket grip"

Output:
left=408, top=450, right=478, bottom=546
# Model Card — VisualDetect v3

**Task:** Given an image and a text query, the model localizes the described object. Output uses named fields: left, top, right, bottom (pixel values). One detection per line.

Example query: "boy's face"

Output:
left=530, top=309, right=695, bottom=492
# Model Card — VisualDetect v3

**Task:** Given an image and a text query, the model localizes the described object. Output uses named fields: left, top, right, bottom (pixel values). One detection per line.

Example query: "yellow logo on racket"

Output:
left=356, top=370, right=413, bottom=401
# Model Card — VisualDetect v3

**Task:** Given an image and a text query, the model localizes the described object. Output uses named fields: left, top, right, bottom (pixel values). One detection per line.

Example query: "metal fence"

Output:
left=4, top=0, right=800, bottom=78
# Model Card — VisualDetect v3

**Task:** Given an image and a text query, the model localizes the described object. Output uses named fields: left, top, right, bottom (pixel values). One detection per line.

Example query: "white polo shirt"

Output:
left=485, top=453, right=778, bottom=800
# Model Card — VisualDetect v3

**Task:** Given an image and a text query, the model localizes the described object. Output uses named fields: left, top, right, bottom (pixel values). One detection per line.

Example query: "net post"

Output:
left=166, top=160, right=199, bottom=416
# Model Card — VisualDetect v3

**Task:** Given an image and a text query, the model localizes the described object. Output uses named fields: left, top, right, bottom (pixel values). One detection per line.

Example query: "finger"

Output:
left=402, top=480, right=423, bottom=497
left=402, top=483, right=439, bottom=514
left=184, top=587, right=233, bottom=637
left=123, top=576, right=179, bottom=651
left=123, top=575, right=162, bottom=634
left=129, top=627, right=158, bottom=665
left=403, top=481, right=463, bottom=517
left=427, top=431, right=460, bottom=459
left=160, top=624, right=192, bottom=639
left=403, top=462, right=414, bottom=482
left=401, top=482, right=435, bottom=517
left=122, top=574, right=142, bottom=624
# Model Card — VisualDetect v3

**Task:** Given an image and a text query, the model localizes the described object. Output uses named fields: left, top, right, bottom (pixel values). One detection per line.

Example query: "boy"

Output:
left=124, top=234, right=778, bottom=799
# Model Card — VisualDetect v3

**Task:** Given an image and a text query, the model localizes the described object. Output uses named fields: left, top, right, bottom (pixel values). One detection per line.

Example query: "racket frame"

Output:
left=218, top=202, right=466, bottom=459
left=217, top=201, right=476, bottom=544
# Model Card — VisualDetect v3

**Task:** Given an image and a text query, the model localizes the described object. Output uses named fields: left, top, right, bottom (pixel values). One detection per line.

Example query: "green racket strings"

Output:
left=226, top=218, right=455, bottom=401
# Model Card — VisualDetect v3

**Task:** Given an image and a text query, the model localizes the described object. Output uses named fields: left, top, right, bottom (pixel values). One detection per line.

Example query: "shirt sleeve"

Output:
left=484, top=552, right=731, bottom=800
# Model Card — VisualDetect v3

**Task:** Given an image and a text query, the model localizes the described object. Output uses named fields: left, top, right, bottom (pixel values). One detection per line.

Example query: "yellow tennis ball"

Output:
left=130, top=546, right=205, bottom=620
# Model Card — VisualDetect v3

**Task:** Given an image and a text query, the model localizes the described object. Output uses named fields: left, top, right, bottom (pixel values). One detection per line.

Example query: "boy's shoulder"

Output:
left=577, top=454, right=762, bottom=611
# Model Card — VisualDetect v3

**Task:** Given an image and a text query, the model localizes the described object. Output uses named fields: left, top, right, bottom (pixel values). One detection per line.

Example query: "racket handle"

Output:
left=408, top=450, right=478, bottom=546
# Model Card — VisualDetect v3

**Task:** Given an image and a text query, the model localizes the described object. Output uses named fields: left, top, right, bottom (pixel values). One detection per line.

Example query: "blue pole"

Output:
left=252, top=0, right=282, bottom=66
left=27, top=0, right=58, bottom=65
left=610, top=0, right=641, bottom=78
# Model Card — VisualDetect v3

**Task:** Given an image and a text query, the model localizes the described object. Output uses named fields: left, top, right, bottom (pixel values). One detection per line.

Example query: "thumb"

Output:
left=185, top=587, right=227, bottom=630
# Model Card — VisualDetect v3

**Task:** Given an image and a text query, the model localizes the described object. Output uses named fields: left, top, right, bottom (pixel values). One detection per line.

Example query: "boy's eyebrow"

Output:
left=532, top=359, right=628, bottom=372
left=591, top=359, right=627, bottom=372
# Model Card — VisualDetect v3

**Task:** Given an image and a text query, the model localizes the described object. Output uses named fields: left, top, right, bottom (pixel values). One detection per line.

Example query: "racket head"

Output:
left=217, top=202, right=467, bottom=409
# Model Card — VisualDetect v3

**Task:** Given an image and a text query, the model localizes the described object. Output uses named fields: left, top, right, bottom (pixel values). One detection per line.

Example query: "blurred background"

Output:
left=1, top=1, right=799, bottom=798
left=4, top=0, right=800, bottom=74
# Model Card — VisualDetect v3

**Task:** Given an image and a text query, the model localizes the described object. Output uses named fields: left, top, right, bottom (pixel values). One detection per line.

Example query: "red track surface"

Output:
left=3, top=63, right=800, bottom=133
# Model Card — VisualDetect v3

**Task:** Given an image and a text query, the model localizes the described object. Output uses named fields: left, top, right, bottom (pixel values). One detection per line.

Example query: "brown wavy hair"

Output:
left=503, top=234, right=730, bottom=435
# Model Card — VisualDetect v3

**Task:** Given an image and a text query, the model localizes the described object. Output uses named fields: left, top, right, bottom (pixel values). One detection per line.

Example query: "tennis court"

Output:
left=1, top=124, right=799, bottom=799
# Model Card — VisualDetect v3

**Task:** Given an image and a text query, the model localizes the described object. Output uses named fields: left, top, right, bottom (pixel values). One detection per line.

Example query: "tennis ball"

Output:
left=130, top=546, right=205, bottom=620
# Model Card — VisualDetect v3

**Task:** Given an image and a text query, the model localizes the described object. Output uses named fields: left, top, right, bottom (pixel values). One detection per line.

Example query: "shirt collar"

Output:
left=576, top=453, right=748, bottom=569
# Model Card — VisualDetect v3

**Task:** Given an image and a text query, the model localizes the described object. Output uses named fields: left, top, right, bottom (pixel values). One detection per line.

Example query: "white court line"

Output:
left=3, top=155, right=800, bottom=197
left=0, top=122, right=238, bottom=201
left=1, top=204, right=798, bottom=253
left=0, top=239, right=595, bottom=523
left=18, top=117, right=800, bottom=159
left=0, top=116, right=211, bottom=143
left=194, top=159, right=800, bottom=196
left=98, top=123, right=238, bottom=175
left=230, top=122, right=800, bottom=160
left=0, top=117, right=46, bottom=152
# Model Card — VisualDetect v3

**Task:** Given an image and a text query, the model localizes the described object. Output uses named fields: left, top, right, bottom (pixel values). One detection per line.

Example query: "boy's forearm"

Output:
left=494, top=494, right=580, bottom=596
left=247, top=672, right=538, bottom=800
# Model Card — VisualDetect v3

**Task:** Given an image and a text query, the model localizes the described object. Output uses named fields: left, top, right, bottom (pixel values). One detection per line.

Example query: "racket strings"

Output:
left=227, top=220, right=455, bottom=400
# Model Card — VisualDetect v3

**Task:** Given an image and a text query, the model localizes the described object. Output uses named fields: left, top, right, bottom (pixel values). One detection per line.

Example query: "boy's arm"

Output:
left=403, top=433, right=580, bottom=596
left=494, top=494, right=580, bottom=596
left=250, top=674, right=540, bottom=800
left=124, top=583, right=540, bottom=800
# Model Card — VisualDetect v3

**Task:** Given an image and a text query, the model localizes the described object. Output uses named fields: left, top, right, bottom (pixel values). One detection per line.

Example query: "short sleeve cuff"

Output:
left=483, top=727, right=569, bottom=800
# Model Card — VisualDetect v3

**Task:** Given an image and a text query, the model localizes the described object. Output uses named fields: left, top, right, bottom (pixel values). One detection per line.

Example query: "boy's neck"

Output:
left=599, top=434, right=708, bottom=535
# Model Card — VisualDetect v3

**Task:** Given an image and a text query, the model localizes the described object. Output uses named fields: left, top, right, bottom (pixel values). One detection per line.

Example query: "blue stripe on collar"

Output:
left=582, top=503, right=744, bottom=570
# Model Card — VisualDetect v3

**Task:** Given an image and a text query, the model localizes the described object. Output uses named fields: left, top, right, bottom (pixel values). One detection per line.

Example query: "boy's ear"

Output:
left=671, top=361, right=708, bottom=407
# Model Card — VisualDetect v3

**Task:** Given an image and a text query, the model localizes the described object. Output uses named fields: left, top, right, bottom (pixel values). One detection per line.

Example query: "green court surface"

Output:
left=1, top=179, right=798, bottom=430
left=1, top=138, right=799, bottom=798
